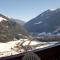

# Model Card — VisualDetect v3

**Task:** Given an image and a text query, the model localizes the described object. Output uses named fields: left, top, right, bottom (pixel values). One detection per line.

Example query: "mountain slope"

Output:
left=0, top=14, right=29, bottom=42
left=25, top=8, right=60, bottom=34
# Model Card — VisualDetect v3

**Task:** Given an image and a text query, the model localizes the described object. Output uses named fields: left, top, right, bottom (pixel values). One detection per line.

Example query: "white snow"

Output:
left=34, top=21, right=42, bottom=24
left=0, top=17, right=7, bottom=22
left=50, top=9, right=55, bottom=11
left=38, top=32, right=46, bottom=35
left=0, top=39, right=38, bottom=57
left=0, top=39, right=58, bottom=57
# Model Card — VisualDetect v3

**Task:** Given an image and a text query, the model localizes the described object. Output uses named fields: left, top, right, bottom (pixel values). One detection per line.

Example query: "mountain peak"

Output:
left=46, top=8, right=60, bottom=12
left=25, top=8, right=60, bottom=34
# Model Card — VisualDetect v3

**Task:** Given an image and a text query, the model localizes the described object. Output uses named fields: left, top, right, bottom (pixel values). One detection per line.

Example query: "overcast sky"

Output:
left=0, top=0, right=60, bottom=22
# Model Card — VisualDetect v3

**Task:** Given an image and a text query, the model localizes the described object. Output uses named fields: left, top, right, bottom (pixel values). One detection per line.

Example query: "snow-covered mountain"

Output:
left=0, top=14, right=29, bottom=42
left=25, top=8, right=60, bottom=35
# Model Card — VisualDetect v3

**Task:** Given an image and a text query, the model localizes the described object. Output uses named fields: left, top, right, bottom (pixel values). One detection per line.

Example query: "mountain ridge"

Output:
left=25, top=8, right=60, bottom=35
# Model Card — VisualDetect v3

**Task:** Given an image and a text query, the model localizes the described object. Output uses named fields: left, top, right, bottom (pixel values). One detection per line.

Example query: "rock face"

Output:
left=25, top=8, right=60, bottom=34
left=0, top=14, right=29, bottom=42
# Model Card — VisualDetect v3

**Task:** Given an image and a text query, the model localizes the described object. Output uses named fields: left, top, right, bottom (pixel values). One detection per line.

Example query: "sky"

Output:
left=0, top=0, right=60, bottom=22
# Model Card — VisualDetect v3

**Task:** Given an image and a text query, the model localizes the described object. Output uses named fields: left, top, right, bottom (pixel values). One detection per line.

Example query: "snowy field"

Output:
left=0, top=39, right=58, bottom=57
